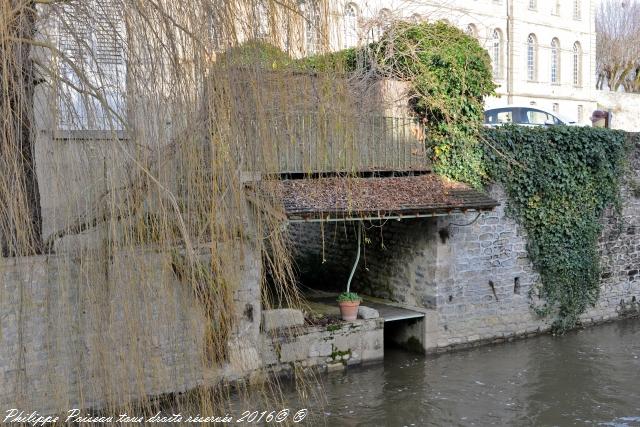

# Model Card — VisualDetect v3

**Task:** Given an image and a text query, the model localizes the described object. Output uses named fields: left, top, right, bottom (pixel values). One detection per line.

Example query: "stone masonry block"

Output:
left=358, top=306, right=379, bottom=319
left=261, top=309, right=304, bottom=331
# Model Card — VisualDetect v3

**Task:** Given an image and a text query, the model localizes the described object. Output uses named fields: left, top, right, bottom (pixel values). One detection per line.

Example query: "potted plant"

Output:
left=337, top=292, right=361, bottom=321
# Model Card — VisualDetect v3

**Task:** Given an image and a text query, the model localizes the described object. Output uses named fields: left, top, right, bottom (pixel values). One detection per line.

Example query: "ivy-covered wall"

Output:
left=429, top=156, right=640, bottom=350
left=289, top=139, right=640, bottom=351
left=482, top=127, right=631, bottom=332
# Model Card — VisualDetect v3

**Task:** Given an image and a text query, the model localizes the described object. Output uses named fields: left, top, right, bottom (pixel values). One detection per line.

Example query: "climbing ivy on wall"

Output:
left=373, top=22, right=496, bottom=187
left=483, top=126, right=630, bottom=332
left=298, top=22, right=496, bottom=187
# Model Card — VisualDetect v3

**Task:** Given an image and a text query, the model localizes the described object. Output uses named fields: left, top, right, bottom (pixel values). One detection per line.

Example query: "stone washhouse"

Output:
left=3, top=71, right=640, bottom=413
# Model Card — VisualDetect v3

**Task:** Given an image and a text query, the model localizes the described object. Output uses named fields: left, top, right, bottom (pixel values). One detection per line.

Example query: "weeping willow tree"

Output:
left=0, top=0, right=458, bottom=419
left=0, top=0, right=349, bottom=418
left=1, top=1, right=42, bottom=256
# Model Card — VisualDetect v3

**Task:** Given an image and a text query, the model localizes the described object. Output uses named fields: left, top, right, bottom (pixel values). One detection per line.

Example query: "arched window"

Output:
left=573, top=0, right=581, bottom=19
left=550, top=38, right=560, bottom=84
left=343, top=3, right=358, bottom=48
left=255, top=0, right=269, bottom=39
left=492, top=29, right=503, bottom=78
left=466, top=24, right=477, bottom=38
left=300, top=0, right=320, bottom=55
left=573, top=42, right=582, bottom=86
left=373, top=8, right=391, bottom=41
left=527, top=34, right=537, bottom=81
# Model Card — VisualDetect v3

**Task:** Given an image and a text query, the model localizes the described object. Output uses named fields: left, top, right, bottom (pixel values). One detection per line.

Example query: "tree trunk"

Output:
left=0, top=1, right=42, bottom=256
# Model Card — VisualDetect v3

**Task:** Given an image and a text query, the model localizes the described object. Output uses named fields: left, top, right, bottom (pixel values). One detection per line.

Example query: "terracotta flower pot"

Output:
left=338, top=300, right=360, bottom=321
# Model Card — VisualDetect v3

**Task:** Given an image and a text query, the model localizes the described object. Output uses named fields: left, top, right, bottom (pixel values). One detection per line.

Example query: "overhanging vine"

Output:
left=483, top=126, right=630, bottom=332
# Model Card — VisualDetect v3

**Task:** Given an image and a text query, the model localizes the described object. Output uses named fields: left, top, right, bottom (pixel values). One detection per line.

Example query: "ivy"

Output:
left=217, top=40, right=292, bottom=69
left=373, top=22, right=495, bottom=188
left=483, top=126, right=630, bottom=333
left=297, top=22, right=496, bottom=187
left=233, top=30, right=635, bottom=333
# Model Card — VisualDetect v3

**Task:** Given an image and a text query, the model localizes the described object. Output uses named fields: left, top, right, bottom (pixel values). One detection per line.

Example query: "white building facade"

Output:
left=47, top=0, right=598, bottom=128
left=324, top=0, right=597, bottom=124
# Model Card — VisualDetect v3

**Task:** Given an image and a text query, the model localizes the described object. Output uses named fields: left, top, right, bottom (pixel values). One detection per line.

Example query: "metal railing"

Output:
left=233, top=112, right=430, bottom=174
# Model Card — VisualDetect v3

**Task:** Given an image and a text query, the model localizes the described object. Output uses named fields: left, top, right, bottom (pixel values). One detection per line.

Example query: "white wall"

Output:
left=329, top=0, right=597, bottom=120
left=596, top=91, right=640, bottom=132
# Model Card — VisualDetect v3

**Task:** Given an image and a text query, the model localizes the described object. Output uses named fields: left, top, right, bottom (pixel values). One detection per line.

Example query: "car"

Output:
left=484, top=105, right=579, bottom=127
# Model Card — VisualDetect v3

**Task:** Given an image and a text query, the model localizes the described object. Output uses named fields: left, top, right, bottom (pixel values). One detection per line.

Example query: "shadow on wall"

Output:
left=287, top=218, right=439, bottom=307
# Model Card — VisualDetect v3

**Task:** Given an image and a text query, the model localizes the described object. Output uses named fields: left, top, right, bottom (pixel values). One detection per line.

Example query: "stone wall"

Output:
left=427, top=170, right=640, bottom=349
left=0, top=239, right=388, bottom=414
left=430, top=143, right=640, bottom=349
left=260, top=318, right=384, bottom=373
left=290, top=146, right=640, bottom=352
left=428, top=186, right=549, bottom=349
left=0, top=245, right=262, bottom=414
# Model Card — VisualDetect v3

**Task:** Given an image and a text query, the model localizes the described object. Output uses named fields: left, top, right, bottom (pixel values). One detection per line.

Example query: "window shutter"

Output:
left=57, top=0, right=126, bottom=130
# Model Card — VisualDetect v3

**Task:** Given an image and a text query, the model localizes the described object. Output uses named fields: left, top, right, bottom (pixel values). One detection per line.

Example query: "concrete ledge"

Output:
left=261, top=318, right=384, bottom=371
left=358, top=306, right=379, bottom=319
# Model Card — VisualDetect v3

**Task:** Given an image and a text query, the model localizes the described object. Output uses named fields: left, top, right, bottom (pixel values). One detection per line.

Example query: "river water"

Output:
left=288, top=319, right=640, bottom=426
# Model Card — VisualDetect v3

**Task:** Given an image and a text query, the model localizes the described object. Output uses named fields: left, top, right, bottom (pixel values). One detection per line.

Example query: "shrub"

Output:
left=217, top=40, right=291, bottom=69
left=373, top=22, right=496, bottom=187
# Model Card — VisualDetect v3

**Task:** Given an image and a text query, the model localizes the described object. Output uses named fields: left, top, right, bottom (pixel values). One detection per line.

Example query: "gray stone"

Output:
left=326, top=362, right=345, bottom=372
left=358, top=306, right=379, bottom=320
left=278, top=341, right=310, bottom=363
left=261, top=309, right=305, bottom=331
left=288, top=174, right=640, bottom=356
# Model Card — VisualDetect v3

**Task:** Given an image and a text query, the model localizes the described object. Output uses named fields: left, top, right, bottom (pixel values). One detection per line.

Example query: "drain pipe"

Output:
left=346, top=221, right=362, bottom=293
left=506, top=0, right=514, bottom=103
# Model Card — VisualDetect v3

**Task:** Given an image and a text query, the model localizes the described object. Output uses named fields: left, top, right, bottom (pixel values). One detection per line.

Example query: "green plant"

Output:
left=217, top=40, right=292, bottom=69
left=337, top=292, right=361, bottom=303
left=373, top=22, right=496, bottom=188
left=296, top=22, right=496, bottom=187
left=330, top=344, right=352, bottom=361
left=294, top=47, right=358, bottom=73
left=483, top=126, right=630, bottom=333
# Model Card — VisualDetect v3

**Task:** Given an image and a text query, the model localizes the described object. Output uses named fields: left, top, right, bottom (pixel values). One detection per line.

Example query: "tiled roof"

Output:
left=256, top=174, right=498, bottom=221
